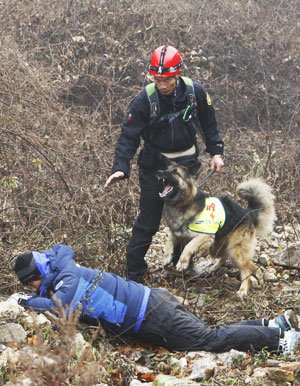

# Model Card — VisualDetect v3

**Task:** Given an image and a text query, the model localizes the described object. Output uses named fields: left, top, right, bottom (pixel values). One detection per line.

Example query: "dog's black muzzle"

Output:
left=157, top=169, right=172, bottom=185
left=157, top=169, right=166, bottom=180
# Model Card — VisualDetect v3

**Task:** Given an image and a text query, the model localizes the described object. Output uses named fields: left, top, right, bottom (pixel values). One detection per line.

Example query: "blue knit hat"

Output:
left=14, top=252, right=41, bottom=285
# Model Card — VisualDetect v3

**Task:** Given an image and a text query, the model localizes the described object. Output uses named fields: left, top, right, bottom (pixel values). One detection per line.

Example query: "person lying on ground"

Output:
left=12, top=243, right=300, bottom=354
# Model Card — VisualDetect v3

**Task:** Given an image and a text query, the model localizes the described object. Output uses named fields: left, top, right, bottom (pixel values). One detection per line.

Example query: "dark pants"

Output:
left=126, top=169, right=164, bottom=281
left=137, top=288, right=280, bottom=353
left=126, top=154, right=201, bottom=281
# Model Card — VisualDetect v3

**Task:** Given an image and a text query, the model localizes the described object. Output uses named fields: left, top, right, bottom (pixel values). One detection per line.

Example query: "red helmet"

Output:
left=149, top=45, right=183, bottom=77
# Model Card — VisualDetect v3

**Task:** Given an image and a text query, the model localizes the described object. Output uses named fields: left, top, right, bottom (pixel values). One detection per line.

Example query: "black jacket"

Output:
left=112, top=77, right=224, bottom=177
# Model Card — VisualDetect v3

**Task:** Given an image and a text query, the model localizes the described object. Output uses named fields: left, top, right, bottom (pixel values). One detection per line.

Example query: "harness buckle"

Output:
left=183, top=105, right=192, bottom=122
left=183, top=93, right=197, bottom=122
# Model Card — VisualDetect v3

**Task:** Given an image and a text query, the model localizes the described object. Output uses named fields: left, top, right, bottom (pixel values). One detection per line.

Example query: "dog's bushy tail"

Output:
left=237, top=178, right=276, bottom=237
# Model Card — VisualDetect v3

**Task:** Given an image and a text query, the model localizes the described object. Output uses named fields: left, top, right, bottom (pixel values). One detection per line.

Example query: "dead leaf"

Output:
left=27, top=335, right=38, bottom=346
left=139, top=373, right=157, bottom=382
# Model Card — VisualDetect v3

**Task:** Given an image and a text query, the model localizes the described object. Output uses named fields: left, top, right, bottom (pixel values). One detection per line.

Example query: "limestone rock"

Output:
left=24, top=313, right=51, bottom=328
left=153, top=374, right=200, bottom=385
left=0, top=299, right=25, bottom=318
left=273, top=242, right=300, bottom=268
left=268, top=367, right=295, bottom=383
left=0, top=323, right=27, bottom=343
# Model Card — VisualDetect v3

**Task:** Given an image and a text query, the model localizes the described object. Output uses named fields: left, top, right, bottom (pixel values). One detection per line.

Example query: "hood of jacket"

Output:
left=41, top=244, right=75, bottom=290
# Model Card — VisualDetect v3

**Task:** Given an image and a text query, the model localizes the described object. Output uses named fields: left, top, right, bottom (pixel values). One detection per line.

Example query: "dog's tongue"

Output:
left=159, top=185, right=173, bottom=198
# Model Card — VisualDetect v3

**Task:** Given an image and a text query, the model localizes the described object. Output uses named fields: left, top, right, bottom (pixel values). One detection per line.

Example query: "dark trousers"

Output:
left=137, top=288, right=280, bottom=353
left=126, top=169, right=164, bottom=281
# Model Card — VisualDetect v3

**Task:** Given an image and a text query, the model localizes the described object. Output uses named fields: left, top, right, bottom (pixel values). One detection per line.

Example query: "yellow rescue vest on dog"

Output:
left=188, top=197, right=226, bottom=234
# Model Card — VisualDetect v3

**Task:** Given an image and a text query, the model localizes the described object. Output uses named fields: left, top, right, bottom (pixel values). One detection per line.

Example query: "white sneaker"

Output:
left=280, top=330, right=300, bottom=354
left=270, top=309, right=299, bottom=331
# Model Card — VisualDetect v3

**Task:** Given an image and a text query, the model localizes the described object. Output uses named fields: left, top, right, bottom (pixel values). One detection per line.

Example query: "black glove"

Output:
left=18, top=297, right=29, bottom=307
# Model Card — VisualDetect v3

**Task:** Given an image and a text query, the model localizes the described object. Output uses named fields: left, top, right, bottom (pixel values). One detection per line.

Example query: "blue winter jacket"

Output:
left=25, top=244, right=150, bottom=335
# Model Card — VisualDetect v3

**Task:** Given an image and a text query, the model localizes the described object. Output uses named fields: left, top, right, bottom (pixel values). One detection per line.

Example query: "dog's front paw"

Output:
left=237, top=289, right=248, bottom=298
left=176, top=258, right=190, bottom=271
left=237, top=283, right=250, bottom=298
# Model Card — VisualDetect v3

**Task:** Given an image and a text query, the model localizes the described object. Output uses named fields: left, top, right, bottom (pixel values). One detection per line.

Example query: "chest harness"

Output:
left=188, top=197, right=226, bottom=235
left=145, top=76, right=198, bottom=125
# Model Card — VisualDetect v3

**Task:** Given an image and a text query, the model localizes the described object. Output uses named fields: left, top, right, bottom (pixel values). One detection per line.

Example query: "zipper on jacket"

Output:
left=171, top=101, right=176, bottom=149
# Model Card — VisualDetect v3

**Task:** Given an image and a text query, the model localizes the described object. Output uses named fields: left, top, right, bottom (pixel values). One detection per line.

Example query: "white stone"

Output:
left=273, top=241, right=300, bottom=268
left=169, top=357, right=180, bottom=367
left=74, top=332, right=90, bottom=357
left=217, top=349, right=247, bottom=365
left=185, top=351, right=216, bottom=361
left=178, top=357, right=188, bottom=368
left=264, top=268, right=278, bottom=282
left=0, top=323, right=27, bottom=343
left=153, top=374, right=199, bottom=385
left=24, top=313, right=51, bottom=328
left=195, top=257, right=215, bottom=273
left=258, top=254, right=269, bottom=265
left=136, top=365, right=153, bottom=374
left=185, top=352, right=197, bottom=360
left=130, top=381, right=147, bottom=386
left=0, top=299, right=25, bottom=318
left=272, top=232, right=283, bottom=239
left=7, top=378, right=34, bottom=386
left=0, top=347, right=19, bottom=366
left=268, top=240, right=280, bottom=248
left=94, top=384, right=109, bottom=386
left=20, top=346, right=56, bottom=367
left=189, top=356, right=217, bottom=380
left=253, top=367, right=269, bottom=378
left=282, top=286, right=300, bottom=293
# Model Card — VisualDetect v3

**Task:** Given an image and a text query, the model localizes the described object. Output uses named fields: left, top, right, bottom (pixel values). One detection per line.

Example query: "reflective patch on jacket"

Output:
left=188, top=197, right=226, bottom=234
left=55, top=280, right=63, bottom=291
left=68, top=277, right=127, bottom=324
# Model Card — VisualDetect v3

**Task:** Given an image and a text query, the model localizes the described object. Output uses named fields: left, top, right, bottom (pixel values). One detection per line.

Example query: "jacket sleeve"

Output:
left=25, top=266, right=80, bottom=313
left=111, top=90, right=150, bottom=177
left=194, top=82, right=224, bottom=156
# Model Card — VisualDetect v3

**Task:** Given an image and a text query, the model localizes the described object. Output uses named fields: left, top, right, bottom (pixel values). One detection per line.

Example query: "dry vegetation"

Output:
left=0, top=0, right=299, bottom=384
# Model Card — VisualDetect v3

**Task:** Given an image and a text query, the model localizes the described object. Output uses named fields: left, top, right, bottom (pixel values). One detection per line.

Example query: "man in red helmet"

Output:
left=105, top=45, right=224, bottom=283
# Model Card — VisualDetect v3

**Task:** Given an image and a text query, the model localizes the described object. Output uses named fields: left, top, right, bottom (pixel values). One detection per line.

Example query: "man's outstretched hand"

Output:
left=104, top=171, right=125, bottom=189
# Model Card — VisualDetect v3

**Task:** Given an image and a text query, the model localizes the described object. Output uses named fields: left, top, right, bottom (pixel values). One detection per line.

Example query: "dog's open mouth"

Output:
left=157, top=170, right=178, bottom=199
left=159, top=185, right=174, bottom=198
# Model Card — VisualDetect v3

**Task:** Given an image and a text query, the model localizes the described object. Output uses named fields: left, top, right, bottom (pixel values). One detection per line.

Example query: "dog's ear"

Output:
left=166, top=159, right=178, bottom=169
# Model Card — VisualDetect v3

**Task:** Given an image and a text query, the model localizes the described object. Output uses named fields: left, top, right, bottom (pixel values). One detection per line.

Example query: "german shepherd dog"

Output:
left=157, top=163, right=275, bottom=297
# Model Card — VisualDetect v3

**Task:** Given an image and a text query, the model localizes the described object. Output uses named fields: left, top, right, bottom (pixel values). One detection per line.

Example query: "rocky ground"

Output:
left=0, top=224, right=299, bottom=385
